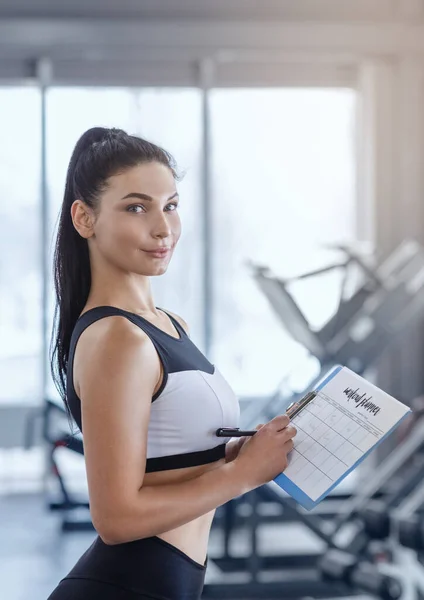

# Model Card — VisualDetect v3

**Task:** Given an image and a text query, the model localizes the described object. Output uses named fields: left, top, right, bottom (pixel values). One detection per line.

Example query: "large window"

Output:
left=0, top=86, right=356, bottom=407
left=0, top=84, right=357, bottom=487
left=210, top=88, right=356, bottom=396
left=46, top=88, right=202, bottom=399
left=0, top=88, right=42, bottom=404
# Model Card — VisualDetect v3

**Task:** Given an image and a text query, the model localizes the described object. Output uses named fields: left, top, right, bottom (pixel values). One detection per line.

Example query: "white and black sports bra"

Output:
left=66, top=306, right=240, bottom=473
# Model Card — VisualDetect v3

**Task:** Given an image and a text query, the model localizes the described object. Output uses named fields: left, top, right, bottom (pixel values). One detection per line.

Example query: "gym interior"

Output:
left=2, top=1, right=424, bottom=599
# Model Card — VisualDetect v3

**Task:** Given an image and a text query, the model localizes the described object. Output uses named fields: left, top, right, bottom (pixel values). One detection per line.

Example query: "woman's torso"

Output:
left=69, top=304, right=240, bottom=567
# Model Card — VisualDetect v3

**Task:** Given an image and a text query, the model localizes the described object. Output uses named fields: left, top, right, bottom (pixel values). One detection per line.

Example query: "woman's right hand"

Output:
left=233, top=414, right=297, bottom=490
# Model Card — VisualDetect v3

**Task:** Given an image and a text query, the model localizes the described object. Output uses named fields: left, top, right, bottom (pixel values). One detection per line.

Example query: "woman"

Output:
left=47, top=126, right=296, bottom=600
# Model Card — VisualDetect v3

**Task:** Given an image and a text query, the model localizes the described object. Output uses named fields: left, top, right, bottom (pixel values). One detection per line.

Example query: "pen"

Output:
left=215, top=390, right=317, bottom=437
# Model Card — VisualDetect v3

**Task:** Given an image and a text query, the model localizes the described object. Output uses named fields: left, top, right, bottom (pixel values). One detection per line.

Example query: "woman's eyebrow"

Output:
left=121, top=192, right=179, bottom=202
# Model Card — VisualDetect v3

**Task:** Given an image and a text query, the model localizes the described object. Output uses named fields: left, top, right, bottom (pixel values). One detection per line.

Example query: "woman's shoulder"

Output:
left=163, top=309, right=190, bottom=336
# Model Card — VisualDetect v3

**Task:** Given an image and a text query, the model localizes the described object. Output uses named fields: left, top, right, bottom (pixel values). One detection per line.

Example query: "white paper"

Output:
left=283, top=367, right=410, bottom=501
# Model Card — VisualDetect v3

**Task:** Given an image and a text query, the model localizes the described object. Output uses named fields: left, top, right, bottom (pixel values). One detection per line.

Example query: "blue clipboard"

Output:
left=272, top=365, right=412, bottom=510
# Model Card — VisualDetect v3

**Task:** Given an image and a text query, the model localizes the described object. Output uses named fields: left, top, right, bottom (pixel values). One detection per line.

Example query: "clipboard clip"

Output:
left=215, top=390, right=318, bottom=438
left=286, top=391, right=317, bottom=420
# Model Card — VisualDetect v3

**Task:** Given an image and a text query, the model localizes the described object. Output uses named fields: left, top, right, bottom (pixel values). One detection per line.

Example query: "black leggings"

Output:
left=47, top=535, right=207, bottom=599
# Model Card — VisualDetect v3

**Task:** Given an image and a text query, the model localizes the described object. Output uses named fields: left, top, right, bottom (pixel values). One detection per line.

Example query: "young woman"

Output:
left=47, top=126, right=297, bottom=600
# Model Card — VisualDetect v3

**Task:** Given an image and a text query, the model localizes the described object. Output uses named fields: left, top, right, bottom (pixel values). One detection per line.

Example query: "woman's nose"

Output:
left=152, top=212, right=172, bottom=238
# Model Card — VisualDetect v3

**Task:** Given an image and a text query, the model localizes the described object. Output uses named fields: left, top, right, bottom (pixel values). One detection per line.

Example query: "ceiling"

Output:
left=0, top=0, right=423, bottom=86
left=0, top=0, right=420, bottom=21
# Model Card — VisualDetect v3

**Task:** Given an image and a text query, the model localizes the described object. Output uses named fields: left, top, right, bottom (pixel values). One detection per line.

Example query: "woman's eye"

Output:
left=127, top=205, right=144, bottom=213
left=127, top=203, right=178, bottom=213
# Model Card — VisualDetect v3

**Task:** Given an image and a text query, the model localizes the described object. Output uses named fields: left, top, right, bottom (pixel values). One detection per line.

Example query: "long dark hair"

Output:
left=50, top=126, right=177, bottom=426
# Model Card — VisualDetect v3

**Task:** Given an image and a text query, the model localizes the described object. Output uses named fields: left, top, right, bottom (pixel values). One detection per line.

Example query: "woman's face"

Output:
left=90, top=161, right=181, bottom=277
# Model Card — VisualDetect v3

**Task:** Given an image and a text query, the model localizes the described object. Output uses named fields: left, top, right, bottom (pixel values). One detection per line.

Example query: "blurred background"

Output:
left=2, top=1, right=424, bottom=599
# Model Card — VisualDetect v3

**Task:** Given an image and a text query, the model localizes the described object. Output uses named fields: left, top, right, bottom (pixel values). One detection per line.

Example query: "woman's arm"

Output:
left=105, top=458, right=249, bottom=545
left=75, top=315, right=252, bottom=546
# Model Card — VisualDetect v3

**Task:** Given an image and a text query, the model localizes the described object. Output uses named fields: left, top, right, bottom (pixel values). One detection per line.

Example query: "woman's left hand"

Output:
left=225, top=424, right=265, bottom=463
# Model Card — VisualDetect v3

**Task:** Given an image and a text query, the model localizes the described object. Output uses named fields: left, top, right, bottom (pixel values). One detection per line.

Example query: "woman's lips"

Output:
left=144, top=248, right=171, bottom=258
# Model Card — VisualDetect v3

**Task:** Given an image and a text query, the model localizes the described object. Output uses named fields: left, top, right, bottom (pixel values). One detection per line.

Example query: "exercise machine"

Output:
left=205, top=240, right=424, bottom=598
left=26, top=398, right=94, bottom=532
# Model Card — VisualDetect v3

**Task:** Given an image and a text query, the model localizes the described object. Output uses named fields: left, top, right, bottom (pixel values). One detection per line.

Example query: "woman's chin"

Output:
left=141, top=262, right=170, bottom=276
left=152, top=265, right=169, bottom=276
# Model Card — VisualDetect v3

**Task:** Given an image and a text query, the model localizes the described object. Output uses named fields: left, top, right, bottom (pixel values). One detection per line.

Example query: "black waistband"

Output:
left=64, top=534, right=206, bottom=599
left=145, top=443, right=226, bottom=473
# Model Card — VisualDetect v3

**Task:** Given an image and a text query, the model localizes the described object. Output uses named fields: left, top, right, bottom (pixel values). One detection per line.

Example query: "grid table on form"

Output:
left=285, top=390, right=383, bottom=501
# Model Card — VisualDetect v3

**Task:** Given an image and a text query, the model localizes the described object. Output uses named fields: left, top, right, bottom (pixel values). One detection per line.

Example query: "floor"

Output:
left=0, top=491, right=379, bottom=600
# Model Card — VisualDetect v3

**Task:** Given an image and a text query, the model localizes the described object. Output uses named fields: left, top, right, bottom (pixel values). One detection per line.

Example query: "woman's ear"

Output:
left=71, top=199, right=96, bottom=239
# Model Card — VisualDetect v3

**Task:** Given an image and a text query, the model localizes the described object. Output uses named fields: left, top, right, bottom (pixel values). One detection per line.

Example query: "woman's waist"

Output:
left=155, top=508, right=215, bottom=566
left=65, top=531, right=208, bottom=598
left=142, top=458, right=223, bottom=565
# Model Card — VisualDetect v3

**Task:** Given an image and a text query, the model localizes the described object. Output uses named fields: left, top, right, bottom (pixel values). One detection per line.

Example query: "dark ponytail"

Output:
left=49, top=126, right=177, bottom=428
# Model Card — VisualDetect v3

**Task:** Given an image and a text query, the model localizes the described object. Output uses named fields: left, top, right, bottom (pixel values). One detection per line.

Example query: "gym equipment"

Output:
left=243, top=240, right=424, bottom=428
left=319, top=549, right=402, bottom=600
left=38, top=398, right=93, bottom=531
left=398, top=517, right=424, bottom=553
left=393, top=480, right=424, bottom=599
left=248, top=243, right=381, bottom=363
left=314, top=435, right=424, bottom=600
left=206, top=240, right=424, bottom=598
left=25, top=396, right=95, bottom=531
left=395, top=478, right=424, bottom=552
left=240, top=240, right=424, bottom=432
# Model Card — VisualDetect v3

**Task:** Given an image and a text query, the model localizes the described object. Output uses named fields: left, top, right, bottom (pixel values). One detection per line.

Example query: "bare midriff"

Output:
left=142, top=457, right=226, bottom=567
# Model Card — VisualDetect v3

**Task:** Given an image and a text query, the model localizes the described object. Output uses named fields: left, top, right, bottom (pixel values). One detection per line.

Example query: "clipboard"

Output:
left=272, top=365, right=411, bottom=510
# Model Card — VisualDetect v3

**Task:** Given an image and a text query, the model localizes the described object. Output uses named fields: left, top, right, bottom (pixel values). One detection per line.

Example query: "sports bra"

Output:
left=66, top=306, right=240, bottom=473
